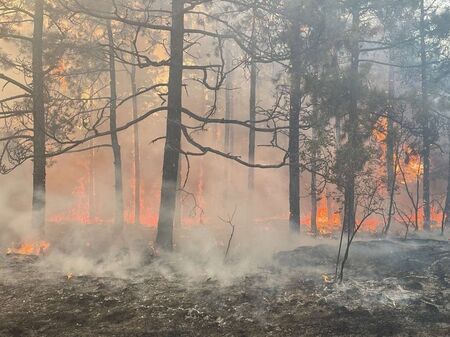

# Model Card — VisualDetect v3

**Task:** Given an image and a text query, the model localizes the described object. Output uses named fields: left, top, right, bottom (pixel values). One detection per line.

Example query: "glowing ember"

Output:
left=6, top=241, right=50, bottom=256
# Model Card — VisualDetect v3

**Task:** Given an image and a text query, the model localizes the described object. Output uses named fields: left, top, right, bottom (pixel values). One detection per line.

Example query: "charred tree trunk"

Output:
left=223, top=48, right=234, bottom=204
left=89, top=138, right=95, bottom=222
left=107, top=20, right=124, bottom=230
left=248, top=57, right=257, bottom=190
left=248, top=12, right=257, bottom=193
left=224, top=50, right=234, bottom=155
left=156, top=0, right=184, bottom=250
left=420, top=0, right=431, bottom=231
left=384, top=51, right=396, bottom=235
left=343, top=5, right=360, bottom=235
left=310, top=94, right=318, bottom=235
left=443, top=128, right=450, bottom=234
left=386, top=53, right=396, bottom=194
left=130, top=61, right=141, bottom=225
left=288, top=21, right=302, bottom=233
left=31, top=0, right=46, bottom=234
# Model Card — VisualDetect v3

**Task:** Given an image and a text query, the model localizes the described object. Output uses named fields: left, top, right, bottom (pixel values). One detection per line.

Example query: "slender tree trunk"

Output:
left=311, top=142, right=318, bottom=234
left=420, top=0, right=431, bottom=231
left=386, top=52, right=395, bottom=194
left=288, top=21, right=302, bottom=233
left=443, top=128, right=450, bottom=234
left=88, top=138, right=95, bottom=222
left=156, top=0, right=184, bottom=250
left=130, top=61, right=141, bottom=225
left=384, top=51, right=396, bottom=235
left=247, top=10, right=257, bottom=223
left=223, top=48, right=234, bottom=204
left=107, top=20, right=124, bottom=230
left=345, top=5, right=361, bottom=235
left=310, top=94, right=318, bottom=235
left=248, top=12, right=257, bottom=193
left=326, top=187, right=333, bottom=225
left=248, top=57, right=257, bottom=190
left=224, top=49, right=234, bottom=155
left=31, top=0, right=46, bottom=234
left=332, top=49, right=343, bottom=227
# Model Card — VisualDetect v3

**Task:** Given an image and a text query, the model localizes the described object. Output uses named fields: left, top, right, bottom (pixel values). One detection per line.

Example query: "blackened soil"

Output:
left=0, top=239, right=449, bottom=337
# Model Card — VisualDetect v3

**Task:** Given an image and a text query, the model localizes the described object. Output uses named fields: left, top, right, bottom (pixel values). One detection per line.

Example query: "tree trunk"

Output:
left=89, top=138, right=95, bottom=222
left=224, top=49, right=234, bottom=155
left=107, top=20, right=124, bottom=230
left=248, top=57, right=257, bottom=190
left=288, top=21, right=302, bottom=233
left=344, top=5, right=360, bottom=234
left=248, top=12, right=257, bottom=193
left=384, top=50, right=396, bottom=235
left=130, top=61, right=141, bottom=225
left=420, top=0, right=431, bottom=231
left=310, top=94, right=318, bottom=235
left=156, top=0, right=184, bottom=250
left=31, top=0, right=46, bottom=234
left=386, top=52, right=395, bottom=194
left=443, top=128, right=450, bottom=233
left=223, top=48, right=234, bottom=204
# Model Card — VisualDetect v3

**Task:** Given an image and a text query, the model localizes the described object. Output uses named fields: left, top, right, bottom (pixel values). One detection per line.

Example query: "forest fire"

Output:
left=6, top=241, right=50, bottom=256
left=0, top=0, right=449, bottom=336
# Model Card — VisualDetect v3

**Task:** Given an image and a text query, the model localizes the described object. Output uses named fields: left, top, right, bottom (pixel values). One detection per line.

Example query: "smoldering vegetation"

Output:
left=0, top=227, right=449, bottom=337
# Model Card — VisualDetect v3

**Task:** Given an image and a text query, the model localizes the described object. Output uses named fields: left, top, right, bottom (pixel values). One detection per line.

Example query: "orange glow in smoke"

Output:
left=6, top=241, right=50, bottom=256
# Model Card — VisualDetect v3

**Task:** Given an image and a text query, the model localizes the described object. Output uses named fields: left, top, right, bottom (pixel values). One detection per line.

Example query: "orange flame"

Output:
left=6, top=241, right=50, bottom=256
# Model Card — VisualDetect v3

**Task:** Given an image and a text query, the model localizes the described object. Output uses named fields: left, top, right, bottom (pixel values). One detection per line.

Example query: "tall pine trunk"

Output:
left=310, top=89, right=319, bottom=235
left=248, top=56, right=257, bottom=191
left=420, top=0, right=431, bottom=231
left=344, top=5, right=360, bottom=235
left=288, top=21, right=302, bottom=233
left=223, top=48, right=234, bottom=204
left=384, top=50, right=396, bottom=235
left=107, top=20, right=124, bottom=230
left=248, top=10, right=257, bottom=194
left=88, top=138, right=95, bottom=222
left=443, top=128, right=450, bottom=233
left=130, top=61, right=141, bottom=225
left=31, top=0, right=46, bottom=234
left=386, top=52, right=395, bottom=194
left=156, top=0, right=184, bottom=250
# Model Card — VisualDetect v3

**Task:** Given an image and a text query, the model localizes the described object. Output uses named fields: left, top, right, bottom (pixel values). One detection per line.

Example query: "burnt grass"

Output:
left=0, top=237, right=449, bottom=337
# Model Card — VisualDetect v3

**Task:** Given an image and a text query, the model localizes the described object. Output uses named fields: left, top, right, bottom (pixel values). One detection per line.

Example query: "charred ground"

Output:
left=0, top=237, right=449, bottom=337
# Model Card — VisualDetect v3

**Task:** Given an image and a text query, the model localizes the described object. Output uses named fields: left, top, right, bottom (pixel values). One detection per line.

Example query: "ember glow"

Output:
left=6, top=241, right=50, bottom=256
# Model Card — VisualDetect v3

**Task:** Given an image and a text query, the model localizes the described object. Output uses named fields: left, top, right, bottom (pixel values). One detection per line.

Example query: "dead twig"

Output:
left=219, top=206, right=237, bottom=262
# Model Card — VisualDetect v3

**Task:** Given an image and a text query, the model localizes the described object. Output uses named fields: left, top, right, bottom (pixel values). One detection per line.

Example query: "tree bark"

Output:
left=443, top=128, right=450, bottom=234
left=130, top=60, right=141, bottom=225
left=156, top=0, right=184, bottom=250
left=248, top=11, right=257, bottom=193
left=223, top=48, right=234, bottom=204
left=31, top=0, right=46, bottom=234
left=420, top=0, right=431, bottom=231
left=224, top=49, right=234, bottom=156
left=107, top=20, right=124, bottom=230
left=386, top=51, right=395, bottom=194
left=288, top=21, right=302, bottom=233
left=89, top=138, right=95, bottom=222
left=310, top=93, right=318, bottom=235
left=248, top=56, right=257, bottom=190
left=344, top=4, right=360, bottom=235
left=384, top=50, right=396, bottom=235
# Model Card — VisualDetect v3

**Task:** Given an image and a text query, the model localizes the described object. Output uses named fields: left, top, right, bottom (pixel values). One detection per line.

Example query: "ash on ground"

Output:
left=0, top=238, right=449, bottom=337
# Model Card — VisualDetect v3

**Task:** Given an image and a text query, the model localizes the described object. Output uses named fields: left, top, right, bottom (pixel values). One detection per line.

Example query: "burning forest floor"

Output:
left=0, top=227, right=449, bottom=337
